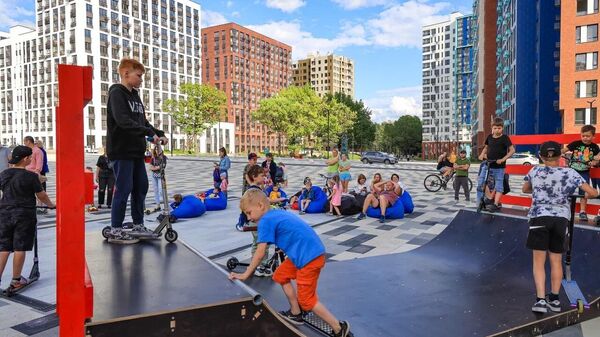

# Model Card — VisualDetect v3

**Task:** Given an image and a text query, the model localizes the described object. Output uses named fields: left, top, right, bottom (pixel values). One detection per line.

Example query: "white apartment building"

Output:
left=0, top=0, right=234, bottom=154
left=292, top=53, right=355, bottom=98
left=421, top=12, right=472, bottom=156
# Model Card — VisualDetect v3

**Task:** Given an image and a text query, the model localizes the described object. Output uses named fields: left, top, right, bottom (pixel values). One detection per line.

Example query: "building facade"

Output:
left=470, top=0, right=497, bottom=155
left=560, top=0, right=600, bottom=134
left=421, top=12, right=473, bottom=159
left=201, top=23, right=292, bottom=155
left=496, top=0, right=561, bottom=137
left=0, top=0, right=227, bottom=153
left=292, top=53, right=355, bottom=98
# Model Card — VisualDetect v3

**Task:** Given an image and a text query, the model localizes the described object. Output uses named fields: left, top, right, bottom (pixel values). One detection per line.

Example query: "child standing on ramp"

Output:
left=522, top=141, right=598, bottom=313
left=229, top=189, right=351, bottom=337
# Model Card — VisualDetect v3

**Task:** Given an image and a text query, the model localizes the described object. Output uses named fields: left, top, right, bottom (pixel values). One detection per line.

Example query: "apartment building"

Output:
left=560, top=0, right=600, bottom=134
left=421, top=12, right=472, bottom=159
left=292, top=53, right=355, bottom=98
left=470, top=0, right=497, bottom=155
left=201, top=23, right=292, bottom=154
left=0, top=0, right=235, bottom=154
left=495, top=0, right=561, bottom=137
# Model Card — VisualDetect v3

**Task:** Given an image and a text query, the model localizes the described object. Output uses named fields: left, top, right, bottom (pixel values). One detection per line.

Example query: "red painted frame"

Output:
left=501, top=134, right=600, bottom=213
left=56, top=65, right=94, bottom=336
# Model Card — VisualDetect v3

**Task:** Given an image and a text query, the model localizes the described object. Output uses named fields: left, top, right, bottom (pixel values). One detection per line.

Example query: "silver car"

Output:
left=506, top=153, right=539, bottom=166
left=361, top=151, right=397, bottom=165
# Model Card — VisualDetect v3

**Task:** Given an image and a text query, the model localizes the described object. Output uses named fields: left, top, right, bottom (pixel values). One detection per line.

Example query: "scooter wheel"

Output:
left=226, top=257, right=239, bottom=271
left=165, top=230, right=178, bottom=243
left=577, top=299, right=584, bottom=314
left=101, top=226, right=111, bottom=239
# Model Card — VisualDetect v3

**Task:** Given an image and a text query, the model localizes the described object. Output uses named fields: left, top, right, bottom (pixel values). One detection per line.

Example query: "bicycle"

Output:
left=423, top=170, right=473, bottom=193
left=318, top=173, right=334, bottom=196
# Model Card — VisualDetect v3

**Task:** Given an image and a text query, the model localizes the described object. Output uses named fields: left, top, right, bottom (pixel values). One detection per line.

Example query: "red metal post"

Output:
left=56, top=65, right=93, bottom=337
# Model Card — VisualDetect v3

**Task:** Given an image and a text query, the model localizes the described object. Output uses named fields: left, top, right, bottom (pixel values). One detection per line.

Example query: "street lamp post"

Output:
left=326, top=107, right=330, bottom=159
left=588, top=99, right=596, bottom=124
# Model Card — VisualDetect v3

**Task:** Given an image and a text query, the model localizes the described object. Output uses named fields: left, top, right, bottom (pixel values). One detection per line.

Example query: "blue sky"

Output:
left=0, top=0, right=472, bottom=122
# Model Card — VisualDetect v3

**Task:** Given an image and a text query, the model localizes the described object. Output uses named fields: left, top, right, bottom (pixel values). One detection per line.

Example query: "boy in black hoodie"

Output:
left=0, top=146, right=54, bottom=292
left=106, top=58, right=167, bottom=243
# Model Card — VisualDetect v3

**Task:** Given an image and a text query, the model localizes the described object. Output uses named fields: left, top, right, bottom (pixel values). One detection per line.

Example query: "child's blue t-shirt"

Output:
left=257, top=209, right=325, bottom=268
left=524, top=166, right=585, bottom=220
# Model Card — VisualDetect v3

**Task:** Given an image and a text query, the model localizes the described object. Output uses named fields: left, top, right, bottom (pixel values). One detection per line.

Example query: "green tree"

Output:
left=375, top=115, right=422, bottom=156
left=252, top=93, right=293, bottom=155
left=319, top=96, right=356, bottom=151
left=253, top=85, right=323, bottom=154
left=330, top=93, right=376, bottom=152
left=162, top=83, right=227, bottom=154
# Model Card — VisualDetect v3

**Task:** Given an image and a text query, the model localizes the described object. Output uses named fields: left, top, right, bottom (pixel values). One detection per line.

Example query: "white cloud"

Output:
left=364, top=86, right=422, bottom=122
left=247, top=20, right=369, bottom=59
left=366, top=0, right=452, bottom=48
left=265, top=0, right=306, bottom=12
left=331, top=0, right=390, bottom=10
left=201, top=10, right=229, bottom=28
left=226, top=1, right=235, bottom=8
left=0, top=1, right=35, bottom=31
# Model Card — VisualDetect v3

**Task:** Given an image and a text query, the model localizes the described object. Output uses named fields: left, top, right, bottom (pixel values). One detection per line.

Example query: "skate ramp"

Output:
left=248, top=210, right=600, bottom=337
left=83, top=233, right=317, bottom=337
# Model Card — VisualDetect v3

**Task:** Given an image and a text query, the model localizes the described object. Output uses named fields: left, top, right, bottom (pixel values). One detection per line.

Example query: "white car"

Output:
left=506, top=153, right=539, bottom=166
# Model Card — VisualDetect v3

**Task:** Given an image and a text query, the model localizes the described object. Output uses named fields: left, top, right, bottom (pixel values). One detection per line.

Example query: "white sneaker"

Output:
left=108, top=228, right=140, bottom=244
left=131, top=224, right=153, bottom=233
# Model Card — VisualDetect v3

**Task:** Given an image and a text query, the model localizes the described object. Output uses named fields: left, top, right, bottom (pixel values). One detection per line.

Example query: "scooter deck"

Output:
left=1, top=277, right=39, bottom=297
left=302, top=311, right=355, bottom=337
left=562, top=279, right=590, bottom=307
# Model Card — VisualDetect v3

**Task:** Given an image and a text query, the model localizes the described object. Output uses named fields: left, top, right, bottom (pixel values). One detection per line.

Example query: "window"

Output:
left=575, top=108, right=597, bottom=124
left=576, top=52, right=598, bottom=70
left=575, top=80, right=598, bottom=98
left=576, top=24, right=599, bottom=43
left=577, top=0, right=599, bottom=15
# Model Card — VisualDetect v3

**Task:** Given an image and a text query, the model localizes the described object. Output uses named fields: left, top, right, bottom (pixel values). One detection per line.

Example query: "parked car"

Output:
left=361, top=151, right=397, bottom=165
left=506, top=153, right=539, bottom=166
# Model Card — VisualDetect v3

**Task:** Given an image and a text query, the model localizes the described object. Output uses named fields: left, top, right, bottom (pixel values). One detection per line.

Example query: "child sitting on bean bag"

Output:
left=203, top=188, right=228, bottom=211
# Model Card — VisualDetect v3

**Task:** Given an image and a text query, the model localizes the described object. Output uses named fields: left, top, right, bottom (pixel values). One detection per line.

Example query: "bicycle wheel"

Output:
left=424, top=174, right=443, bottom=192
left=468, top=178, right=473, bottom=192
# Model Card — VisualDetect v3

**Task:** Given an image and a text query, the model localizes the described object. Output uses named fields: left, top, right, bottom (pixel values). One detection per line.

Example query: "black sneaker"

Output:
left=333, top=320, right=351, bottom=337
left=579, top=212, right=588, bottom=222
left=532, top=299, right=548, bottom=313
left=546, top=299, right=561, bottom=313
left=356, top=213, right=366, bottom=220
left=486, top=204, right=501, bottom=212
left=278, top=310, right=304, bottom=325
left=379, top=216, right=385, bottom=223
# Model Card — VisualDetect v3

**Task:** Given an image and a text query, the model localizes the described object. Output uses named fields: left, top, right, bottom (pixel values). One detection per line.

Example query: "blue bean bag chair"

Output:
left=366, top=196, right=405, bottom=219
left=203, top=189, right=227, bottom=211
left=264, top=186, right=288, bottom=207
left=298, top=186, right=328, bottom=213
left=400, top=191, right=414, bottom=214
left=170, top=195, right=206, bottom=219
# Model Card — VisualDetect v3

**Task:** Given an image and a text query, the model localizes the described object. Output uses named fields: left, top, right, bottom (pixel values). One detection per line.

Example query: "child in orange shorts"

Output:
left=229, top=189, right=351, bottom=337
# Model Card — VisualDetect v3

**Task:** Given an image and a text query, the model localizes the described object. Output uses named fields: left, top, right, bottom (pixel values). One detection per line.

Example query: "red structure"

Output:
left=56, top=65, right=94, bottom=336
left=501, top=133, right=600, bottom=214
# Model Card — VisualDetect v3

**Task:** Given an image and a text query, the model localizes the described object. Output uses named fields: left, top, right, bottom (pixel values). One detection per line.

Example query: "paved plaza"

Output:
left=0, top=156, right=598, bottom=336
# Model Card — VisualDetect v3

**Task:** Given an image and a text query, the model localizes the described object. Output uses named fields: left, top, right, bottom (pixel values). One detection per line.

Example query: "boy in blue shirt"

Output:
left=229, top=189, right=351, bottom=337
left=523, top=141, right=598, bottom=313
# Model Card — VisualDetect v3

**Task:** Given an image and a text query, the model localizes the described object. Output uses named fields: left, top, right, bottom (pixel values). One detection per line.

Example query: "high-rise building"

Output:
left=292, top=53, right=355, bottom=98
left=421, top=12, right=472, bottom=159
left=0, top=0, right=213, bottom=152
left=453, top=14, right=474, bottom=155
left=201, top=23, right=292, bottom=154
left=495, top=0, right=561, bottom=136
left=470, top=0, right=497, bottom=155
left=560, top=0, right=600, bottom=134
